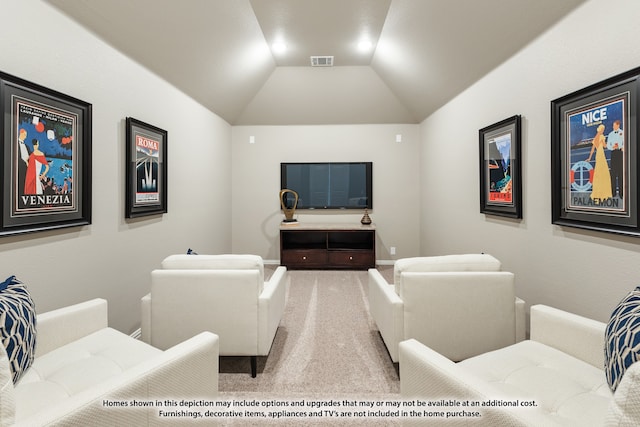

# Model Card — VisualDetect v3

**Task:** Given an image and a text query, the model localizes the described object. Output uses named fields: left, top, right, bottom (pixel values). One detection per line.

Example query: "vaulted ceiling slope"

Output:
left=47, top=0, right=585, bottom=125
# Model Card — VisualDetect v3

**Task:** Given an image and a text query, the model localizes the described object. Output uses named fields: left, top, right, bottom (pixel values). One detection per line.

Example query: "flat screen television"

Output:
left=280, top=162, right=372, bottom=210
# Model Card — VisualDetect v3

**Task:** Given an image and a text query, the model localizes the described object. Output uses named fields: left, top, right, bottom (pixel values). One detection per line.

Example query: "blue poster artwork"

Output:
left=487, top=132, right=513, bottom=205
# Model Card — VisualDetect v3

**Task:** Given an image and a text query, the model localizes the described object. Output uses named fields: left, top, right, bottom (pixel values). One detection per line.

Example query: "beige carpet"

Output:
left=217, top=268, right=400, bottom=426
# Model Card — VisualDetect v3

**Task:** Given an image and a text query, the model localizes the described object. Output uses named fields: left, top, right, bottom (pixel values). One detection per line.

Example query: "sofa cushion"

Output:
left=13, top=327, right=161, bottom=421
left=393, top=254, right=501, bottom=296
left=605, top=360, right=640, bottom=425
left=605, top=286, right=640, bottom=392
left=0, top=276, right=37, bottom=384
left=0, top=344, right=16, bottom=426
left=459, top=340, right=611, bottom=426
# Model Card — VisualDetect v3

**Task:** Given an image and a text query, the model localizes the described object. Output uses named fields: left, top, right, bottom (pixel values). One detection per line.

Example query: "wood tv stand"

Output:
left=280, top=223, right=376, bottom=270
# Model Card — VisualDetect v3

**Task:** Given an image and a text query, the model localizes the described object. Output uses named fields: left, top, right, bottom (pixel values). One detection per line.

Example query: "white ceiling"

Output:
left=46, top=0, right=585, bottom=125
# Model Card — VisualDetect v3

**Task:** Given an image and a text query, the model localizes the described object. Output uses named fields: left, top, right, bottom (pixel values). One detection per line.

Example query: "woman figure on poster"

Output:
left=24, top=139, right=49, bottom=195
left=586, top=124, right=612, bottom=201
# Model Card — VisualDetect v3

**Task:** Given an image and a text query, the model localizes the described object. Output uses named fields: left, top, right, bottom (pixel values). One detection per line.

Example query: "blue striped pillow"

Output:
left=0, top=276, right=37, bottom=383
left=605, top=286, right=640, bottom=391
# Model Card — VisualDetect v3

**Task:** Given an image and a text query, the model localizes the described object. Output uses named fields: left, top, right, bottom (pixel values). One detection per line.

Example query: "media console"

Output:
left=279, top=223, right=376, bottom=270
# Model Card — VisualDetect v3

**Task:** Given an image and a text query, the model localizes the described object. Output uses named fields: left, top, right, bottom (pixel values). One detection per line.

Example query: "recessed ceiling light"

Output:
left=358, top=40, right=373, bottom=52
left=272, top=42, right=287, bottom=54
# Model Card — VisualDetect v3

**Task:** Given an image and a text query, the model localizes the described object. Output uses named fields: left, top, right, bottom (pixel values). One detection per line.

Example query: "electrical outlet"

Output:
left=390, top=247, right=396, bottom=255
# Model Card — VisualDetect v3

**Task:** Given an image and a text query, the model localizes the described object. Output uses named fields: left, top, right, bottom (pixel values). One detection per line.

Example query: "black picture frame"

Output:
left=0, top=71, right=92, bottom=237
left=551, top=67, right=640, bottom=237
left=125, top=117, right=167, bottom=218
left=479, top=115, right=522, bottom=218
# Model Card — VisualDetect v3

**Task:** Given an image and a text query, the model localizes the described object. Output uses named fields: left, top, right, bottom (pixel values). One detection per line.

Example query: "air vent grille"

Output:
left=310, top=56, right=334, bottom=67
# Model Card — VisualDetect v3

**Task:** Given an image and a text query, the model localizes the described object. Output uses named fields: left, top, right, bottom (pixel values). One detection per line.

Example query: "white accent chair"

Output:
left=368, top=254, right=525, bottom=363
left=141, top=254, right=287, bottom=377
left=399, top=305, right=640, bottom=426
left=1, top=298, right=219, bottom=427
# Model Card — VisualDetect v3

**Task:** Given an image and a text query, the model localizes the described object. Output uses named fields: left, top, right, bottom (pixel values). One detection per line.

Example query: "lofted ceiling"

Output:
left=46, top=0, right=585, bottom=125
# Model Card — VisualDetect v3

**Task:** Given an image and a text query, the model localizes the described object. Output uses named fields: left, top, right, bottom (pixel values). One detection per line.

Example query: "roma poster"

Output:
left=125, top=117, right=167, bottom=218
left=552, top=66, right=640, bottom=236
left=1, top=71, right=92, bottom=236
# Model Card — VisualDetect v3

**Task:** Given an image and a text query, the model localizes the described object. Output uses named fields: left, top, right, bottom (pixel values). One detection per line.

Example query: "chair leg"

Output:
left=250, top=356, right=257, bottom=378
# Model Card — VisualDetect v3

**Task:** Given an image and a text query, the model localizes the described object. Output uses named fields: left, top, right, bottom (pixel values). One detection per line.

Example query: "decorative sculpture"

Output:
left=360, top=208, right=372, bottom=225
left=279, top=189, right=299, bottom=223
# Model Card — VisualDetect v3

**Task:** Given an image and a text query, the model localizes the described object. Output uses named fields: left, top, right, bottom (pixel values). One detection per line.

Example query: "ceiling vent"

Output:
left=310, top=56, right=334, bottom=67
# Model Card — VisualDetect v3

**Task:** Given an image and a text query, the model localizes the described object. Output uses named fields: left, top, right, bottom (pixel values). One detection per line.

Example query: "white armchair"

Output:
left=141, top=254, right=287, bottom=377
left=368, top=254, right=525, bottom=363
left=399, top=304, right=640, bottom=426
left=1, top=298, right=219, bottom=427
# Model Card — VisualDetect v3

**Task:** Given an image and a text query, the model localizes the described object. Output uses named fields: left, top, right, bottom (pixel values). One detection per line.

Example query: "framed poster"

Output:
left=0, top=71, right=92, bottom=237
left=125, top=117, right=167, bottom=218
left=479, top=115, right=522, bottom=218
left=551, top=67, right=640, bottom=236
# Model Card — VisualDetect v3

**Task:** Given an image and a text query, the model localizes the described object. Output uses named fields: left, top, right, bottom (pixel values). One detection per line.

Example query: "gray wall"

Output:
left=231, top=125, right=421, bottom=261
left=0, top=0, right=233, bottom=334
left=419, top=0, right=640, bottom=323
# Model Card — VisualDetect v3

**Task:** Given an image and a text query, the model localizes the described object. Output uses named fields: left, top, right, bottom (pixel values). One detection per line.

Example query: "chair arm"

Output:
left=530, top=304, right=605, bottom=369
left=258, top=267, right=287, bottom=354
left=400, top=339, right=481, bottom=399
left=35, top=299, right=109, bottom=358
left=515, top=297, right=526, bottom=342
left=368, top=269, right=403, bottom=362
left=264, top=266, right=287, bottom=293
left=15, top=332, right=219, bottom=427
left=399, top=339, right=529, bottom=426
left=141, top=293, right=151, bottom=344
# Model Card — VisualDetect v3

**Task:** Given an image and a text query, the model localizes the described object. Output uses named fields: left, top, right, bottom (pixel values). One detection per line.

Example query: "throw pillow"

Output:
left=0, top=276, right=37, bottom=383
left=187, top=248, right=198, bottom=255
left=605, top=286, right=640, bottom=392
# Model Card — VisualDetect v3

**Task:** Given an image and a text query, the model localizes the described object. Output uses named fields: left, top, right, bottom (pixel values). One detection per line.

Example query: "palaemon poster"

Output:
left=565, top=95, right=628, bottom=217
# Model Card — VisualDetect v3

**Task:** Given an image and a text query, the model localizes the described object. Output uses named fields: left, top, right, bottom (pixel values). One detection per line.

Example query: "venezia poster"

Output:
left=1, top=71, right=91, bottom=236
left=12, top=97, right=78, bottom=217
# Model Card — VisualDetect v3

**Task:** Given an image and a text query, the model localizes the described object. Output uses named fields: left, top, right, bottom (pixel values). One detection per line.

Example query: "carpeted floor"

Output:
left=217, top=267, right=400, bottom=426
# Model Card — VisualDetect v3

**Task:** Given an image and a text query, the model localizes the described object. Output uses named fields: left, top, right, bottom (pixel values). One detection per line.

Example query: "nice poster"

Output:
left=566, top=95, right=628, bottom=216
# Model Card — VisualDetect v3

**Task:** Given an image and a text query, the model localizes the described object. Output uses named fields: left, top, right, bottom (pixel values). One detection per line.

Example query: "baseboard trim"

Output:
left=130, top=328, right=142, bottom=340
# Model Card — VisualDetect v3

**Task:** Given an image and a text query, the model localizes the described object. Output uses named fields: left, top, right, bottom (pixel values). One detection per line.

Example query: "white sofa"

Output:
left=141, top=254, right=287, bottom=377
left=369, top=254, right=525, bottom=363
left=1, top=298, right=219, bottom=427
left=399, top=304, right=640, bottom=426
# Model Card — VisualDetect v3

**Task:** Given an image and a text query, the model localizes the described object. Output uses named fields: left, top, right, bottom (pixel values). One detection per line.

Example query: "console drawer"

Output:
left=327, top=251, right=375, bottom=269
left=281, top=249, right=327, bottom=268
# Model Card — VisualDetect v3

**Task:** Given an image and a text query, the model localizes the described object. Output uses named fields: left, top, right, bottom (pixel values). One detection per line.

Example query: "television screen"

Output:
left=281, top=162, right=372, bottom=209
